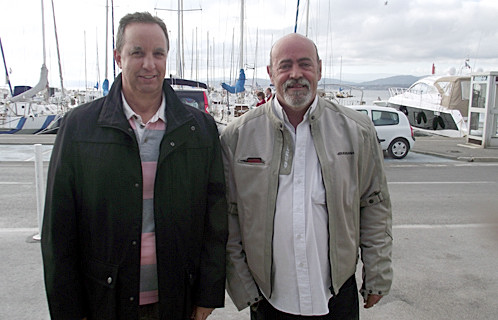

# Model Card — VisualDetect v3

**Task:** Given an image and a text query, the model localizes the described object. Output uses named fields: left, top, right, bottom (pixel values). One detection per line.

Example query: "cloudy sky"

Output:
left=1, top=0, right=497, bottom=89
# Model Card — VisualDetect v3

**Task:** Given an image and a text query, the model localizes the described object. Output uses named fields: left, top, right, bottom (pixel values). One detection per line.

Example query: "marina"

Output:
left=1, top=1, right=498, bottom=318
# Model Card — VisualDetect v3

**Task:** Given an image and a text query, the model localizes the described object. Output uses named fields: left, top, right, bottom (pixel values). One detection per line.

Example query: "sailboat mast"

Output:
left=41, top=0, right=47, bottom=65
left=176, top=0, right=183, bottom=78
left=191, top=29, right=194, bottom=79
left=111, top=0, right=116, bottom=79
left=102, top=0, right=109, bottom=95
left=294, top=0, right=300, bottom=33
left=207, top=31, right=209, bottom=87
left=305, top=0, right=309, bottom=37
left=239, top=0, right=244, bottom=71
left=84, top=31, right=87, bottom=89
left=0, top=37, right=14, bottom=96
left=339, top=56, right=343, bottom=85
left=50, top=0, right=64, bottom=96
left=105, top=0, right=108, bottom=81
left=252, top=28, right=258, bottom=88
left=96, top=29, right=100, bottom=89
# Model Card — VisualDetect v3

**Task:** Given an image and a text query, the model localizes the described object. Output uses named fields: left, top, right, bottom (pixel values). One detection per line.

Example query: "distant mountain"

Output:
left=180, top=74, right=425, bottom=91
left=358, top=75, right=423, bottom=89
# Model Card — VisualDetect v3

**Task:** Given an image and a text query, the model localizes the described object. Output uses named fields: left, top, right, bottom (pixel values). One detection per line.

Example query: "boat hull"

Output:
left=388, top=103, right=467, bottom=137
left=0, top=115, right=59, bottom=134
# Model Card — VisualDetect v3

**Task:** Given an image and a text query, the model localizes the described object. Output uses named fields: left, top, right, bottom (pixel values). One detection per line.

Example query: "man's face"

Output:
left=115, top=23, right=168, bottom=98
left=267, top=35, right=322, bottom=112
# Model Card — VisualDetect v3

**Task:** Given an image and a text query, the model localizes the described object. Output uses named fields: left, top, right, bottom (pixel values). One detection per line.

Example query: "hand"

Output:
left=364, top=294, right=382, bottom=308
left=191, top=306, right=215, bottom=320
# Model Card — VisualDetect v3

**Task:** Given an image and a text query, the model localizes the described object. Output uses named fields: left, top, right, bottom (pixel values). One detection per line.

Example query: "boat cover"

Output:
left=434, top=76, right=470, bottom=116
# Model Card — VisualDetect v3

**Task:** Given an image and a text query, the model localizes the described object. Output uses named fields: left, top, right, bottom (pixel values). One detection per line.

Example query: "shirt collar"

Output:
left=121, top=92, right=166, bottom=124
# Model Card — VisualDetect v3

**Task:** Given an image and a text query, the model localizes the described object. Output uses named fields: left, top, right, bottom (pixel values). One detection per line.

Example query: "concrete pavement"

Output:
left=411, top=133, right=498, bottom=162
left=1, top=133, right=498, bottom=319
left=1, top=132, right=498, bottom=162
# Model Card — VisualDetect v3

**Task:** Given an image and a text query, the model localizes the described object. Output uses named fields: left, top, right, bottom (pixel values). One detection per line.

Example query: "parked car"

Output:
left=348, top=105, right=416, bottom=159
left=166, top=78, right=211, bottom=113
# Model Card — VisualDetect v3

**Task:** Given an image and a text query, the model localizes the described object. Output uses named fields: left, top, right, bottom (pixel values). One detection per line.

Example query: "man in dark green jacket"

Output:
left=41, top=12, right=227, bottom=320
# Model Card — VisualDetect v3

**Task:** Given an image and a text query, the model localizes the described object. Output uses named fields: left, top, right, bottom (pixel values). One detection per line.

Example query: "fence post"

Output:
left=33, top=144, right=45, bottom=241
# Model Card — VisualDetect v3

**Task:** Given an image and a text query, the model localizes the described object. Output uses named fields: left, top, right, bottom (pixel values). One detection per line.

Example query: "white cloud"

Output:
left=1, top=0, right=497, bottom=89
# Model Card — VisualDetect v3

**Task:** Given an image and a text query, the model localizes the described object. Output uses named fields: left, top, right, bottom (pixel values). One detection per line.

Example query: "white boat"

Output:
left=0, top=66, right=63, bottom=134
left=320, top=83, right=366, bottom=106
left=0, top=0, right=65, bottom=134
left=0, top=101, right=61, bottom=134
left=384, top=75, right=471, bottom=137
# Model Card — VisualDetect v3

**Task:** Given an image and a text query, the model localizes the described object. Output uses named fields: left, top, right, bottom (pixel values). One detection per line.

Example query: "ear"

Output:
left=114, top=49, right=122, bottom=68
left=317, top=59, right=322, bottom=81
left=267, top=65, right=273, bottom=84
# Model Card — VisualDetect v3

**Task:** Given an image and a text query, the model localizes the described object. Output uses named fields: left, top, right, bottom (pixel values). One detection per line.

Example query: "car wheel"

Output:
left=388, top=138, right=409, bottom=159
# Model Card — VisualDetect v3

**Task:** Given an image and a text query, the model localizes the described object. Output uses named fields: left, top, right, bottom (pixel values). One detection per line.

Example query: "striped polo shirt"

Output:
left=122, top=93, right=166, bottom=305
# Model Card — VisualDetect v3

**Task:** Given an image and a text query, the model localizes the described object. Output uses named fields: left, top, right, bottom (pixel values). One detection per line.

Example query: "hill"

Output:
left=358, top=75, right=423, bottom=89
left=240, top=75, right=423, bottom=90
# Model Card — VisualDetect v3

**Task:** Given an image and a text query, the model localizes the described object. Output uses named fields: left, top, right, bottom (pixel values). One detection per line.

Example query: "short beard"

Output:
left=282, top=78, right=313, bottom=110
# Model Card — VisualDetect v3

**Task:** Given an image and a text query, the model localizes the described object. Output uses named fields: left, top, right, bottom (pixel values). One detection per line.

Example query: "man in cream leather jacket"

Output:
left=221, top=33, right=392, bottom=319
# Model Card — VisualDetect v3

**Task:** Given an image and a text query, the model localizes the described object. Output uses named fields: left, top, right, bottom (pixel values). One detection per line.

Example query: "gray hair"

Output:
left=116, top=12, right=169, bottom=53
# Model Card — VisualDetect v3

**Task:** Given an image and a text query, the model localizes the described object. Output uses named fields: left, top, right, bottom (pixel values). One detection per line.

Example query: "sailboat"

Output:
left=213, top=0, right=257, bottom=126
left=0, top=0, right=64, bottom=134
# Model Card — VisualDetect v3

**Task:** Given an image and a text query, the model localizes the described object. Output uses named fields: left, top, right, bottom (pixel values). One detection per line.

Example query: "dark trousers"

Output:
left=251, top=275, right=359, bottom=320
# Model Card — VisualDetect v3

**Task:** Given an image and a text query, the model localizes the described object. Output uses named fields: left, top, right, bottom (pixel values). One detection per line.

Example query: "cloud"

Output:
left=1, top=0, right=497, bottom=88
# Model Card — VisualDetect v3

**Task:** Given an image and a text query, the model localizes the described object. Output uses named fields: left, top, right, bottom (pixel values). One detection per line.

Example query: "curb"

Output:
left=412, top=150, right=498, bottom=162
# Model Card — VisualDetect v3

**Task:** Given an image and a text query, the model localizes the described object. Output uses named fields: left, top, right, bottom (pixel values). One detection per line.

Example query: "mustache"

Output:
left=283, top=78, right=310, bottom=90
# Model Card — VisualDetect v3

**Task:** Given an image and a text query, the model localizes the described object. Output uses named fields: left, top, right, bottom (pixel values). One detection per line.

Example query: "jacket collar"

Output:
left=97, top=74, right=194, bottom=133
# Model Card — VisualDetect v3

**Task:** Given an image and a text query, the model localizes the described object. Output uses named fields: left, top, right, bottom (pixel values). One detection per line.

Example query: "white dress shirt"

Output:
left=266, top=97, right=332, bottom=316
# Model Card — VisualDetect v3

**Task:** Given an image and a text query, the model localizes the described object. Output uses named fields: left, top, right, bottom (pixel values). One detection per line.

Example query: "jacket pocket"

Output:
left=82, top=258, right=119, bottom=319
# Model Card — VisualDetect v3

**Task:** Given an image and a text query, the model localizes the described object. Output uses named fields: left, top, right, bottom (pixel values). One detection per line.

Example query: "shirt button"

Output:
left=191, top=126, right=196, bottom=131
left=129, top=297, right=135, bottom=301
left=132, top=240, right=137, bottom=246
left=107, top=277, right=112, bottom=284
left=134, top=183, right=140, bottom=188
left=170, top=141, right=175, bottom=147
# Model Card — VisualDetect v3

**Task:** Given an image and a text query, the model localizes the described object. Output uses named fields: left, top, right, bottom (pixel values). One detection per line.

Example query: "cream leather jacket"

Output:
left=220, top=97, right=393, bottom=311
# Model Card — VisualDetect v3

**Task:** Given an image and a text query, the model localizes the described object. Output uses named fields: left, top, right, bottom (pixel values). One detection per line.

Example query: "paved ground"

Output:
left=1, top=133, right=497, bottom=319
left=1, top=132, right=497, bottom=162
left=411, top=133, right=498, bottom=162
